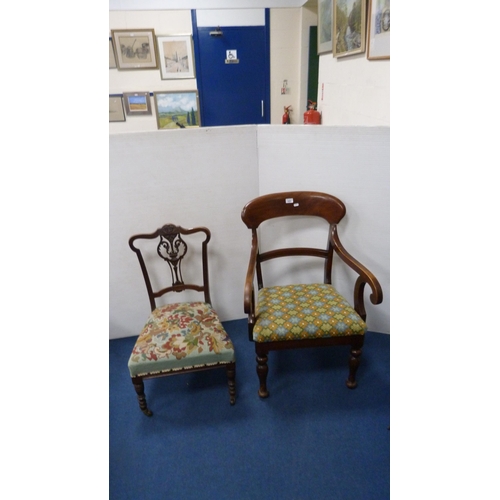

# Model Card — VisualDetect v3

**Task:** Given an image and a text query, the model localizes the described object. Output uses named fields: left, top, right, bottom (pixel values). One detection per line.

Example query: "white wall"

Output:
left=268, top=3, right=319, bottom=124
left=110, top=0, right=307, bottom=9
left=299, top=1, right=319, bottom=117
left=317, top=52, right=390, bottom=125
left=110, top=125, right=389, bottom=339
left=110, top=126, right=259, bottom=340
left=257, top=125, right=389, bottom=334
left=270, top=8, right=301, bottom=124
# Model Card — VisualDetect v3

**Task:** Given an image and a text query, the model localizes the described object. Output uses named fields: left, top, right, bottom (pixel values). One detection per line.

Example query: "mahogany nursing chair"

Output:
left=241, top=191, right=382, bottom=398
left=128, top=224, right=236, bottom=416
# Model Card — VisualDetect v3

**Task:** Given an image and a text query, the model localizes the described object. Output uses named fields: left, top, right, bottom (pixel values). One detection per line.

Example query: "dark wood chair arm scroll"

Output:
left=331, top=227, right=383, bottom=320
left=244, top=233, right=259, bottom=338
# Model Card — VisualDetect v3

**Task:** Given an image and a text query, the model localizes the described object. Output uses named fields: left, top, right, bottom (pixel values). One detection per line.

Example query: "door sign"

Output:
left=225, top=50, right=239, bottom=64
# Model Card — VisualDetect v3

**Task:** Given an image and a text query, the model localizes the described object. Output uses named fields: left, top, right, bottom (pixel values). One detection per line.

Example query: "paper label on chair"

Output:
left=285, top=198, right=294, bottom=203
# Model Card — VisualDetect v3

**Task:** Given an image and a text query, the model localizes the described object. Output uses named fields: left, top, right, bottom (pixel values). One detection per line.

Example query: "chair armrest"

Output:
left=331, top=228, right=383, bottom=318
left=244, top=233, right=259, bottom=316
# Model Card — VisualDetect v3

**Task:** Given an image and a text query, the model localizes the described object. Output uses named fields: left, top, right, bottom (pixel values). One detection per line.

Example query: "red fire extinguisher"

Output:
left=282, top=105, right=292, bottom=124
left=303, top=100, right=321, bottom=124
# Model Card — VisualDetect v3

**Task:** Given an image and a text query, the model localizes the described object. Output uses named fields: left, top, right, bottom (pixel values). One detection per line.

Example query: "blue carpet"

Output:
left=110, top=319, right=389, bottom=500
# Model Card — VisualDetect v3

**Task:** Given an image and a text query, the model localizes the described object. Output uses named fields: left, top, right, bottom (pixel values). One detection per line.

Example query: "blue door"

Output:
left=192, top=11, right=270, bottom=126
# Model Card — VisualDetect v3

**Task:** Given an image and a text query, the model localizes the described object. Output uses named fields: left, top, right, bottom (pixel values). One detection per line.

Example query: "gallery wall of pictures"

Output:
left=109, top=29, right=200, bottom=129
left=317, top=0, right=390, bottom=60
left=109, top=4, right=389, bottom=130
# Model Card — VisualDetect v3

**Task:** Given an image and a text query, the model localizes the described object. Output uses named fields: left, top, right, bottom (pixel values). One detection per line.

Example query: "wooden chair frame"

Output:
left=129, top=224, right=236, bottom=416
left=241, top=191, right=382, bottom=397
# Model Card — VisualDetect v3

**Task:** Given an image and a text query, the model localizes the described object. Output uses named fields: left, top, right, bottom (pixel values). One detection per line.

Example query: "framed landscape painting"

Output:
left=123, top=92, right=152, bottom=116
left=154, top=91, right=200, bottom=129
left=157, top=35, right=195, bottom=80
left=367, top=0, right=390, bottom=60
left=333, top=0, right=366, bottom=58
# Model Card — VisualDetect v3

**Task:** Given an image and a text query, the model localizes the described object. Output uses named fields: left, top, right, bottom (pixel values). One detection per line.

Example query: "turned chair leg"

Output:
left=226, top=363, right=236, bottom=405
left=346, top=347, right=362, bottom=389
left=256, top=347, right=270, bottom=398
left=132, top=376, right=153, bottom=416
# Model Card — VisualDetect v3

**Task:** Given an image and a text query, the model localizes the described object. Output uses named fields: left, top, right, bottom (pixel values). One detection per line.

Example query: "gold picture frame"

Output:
left=333, top=0, right=366, bottom=58
left=111, top=29, right=158, bottom=70
left=153, top=91, right=200, bottom=130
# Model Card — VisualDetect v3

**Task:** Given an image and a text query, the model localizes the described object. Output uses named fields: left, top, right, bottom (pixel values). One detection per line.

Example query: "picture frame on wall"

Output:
left=109, top=95, right=126, bottom=122
left=317, top=0, right=333, bottom=54
left=111, top=29, right=158, bottom=70
left=333, top=0, right=366, bottom=58
left=367, top=0, right=390, bottom=60
left=157, top=35, right=195, bottom=80
left=109, top=37, right=117, bottom=68
left=123, top=92, right=152, bottom=116
left=153, top=91, right=200, bottom=129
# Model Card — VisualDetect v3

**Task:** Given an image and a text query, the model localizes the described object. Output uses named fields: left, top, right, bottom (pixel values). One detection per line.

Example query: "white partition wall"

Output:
left=257, top=126, right=390, bottom=335
left=109, top=126, right=260, bottom=340
left=109, top=125, right=389, bottom=339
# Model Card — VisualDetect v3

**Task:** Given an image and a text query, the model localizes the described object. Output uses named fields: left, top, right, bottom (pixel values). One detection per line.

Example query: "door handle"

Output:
left=261, top=100, right=264, bottom=117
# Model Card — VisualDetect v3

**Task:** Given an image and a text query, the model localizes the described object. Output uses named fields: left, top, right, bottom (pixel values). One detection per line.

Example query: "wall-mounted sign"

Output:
left=225, top=50, right=239, bottom=64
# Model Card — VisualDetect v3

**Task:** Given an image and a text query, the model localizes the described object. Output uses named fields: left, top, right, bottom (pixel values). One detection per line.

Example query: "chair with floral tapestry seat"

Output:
left=128, top=224, right=236, bottom=416
left=241, top=191, right=383, bottom=398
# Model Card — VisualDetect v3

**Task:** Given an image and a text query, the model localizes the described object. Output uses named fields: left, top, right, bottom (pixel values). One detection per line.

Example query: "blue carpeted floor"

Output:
left=110, top=319, right=390, bottom=500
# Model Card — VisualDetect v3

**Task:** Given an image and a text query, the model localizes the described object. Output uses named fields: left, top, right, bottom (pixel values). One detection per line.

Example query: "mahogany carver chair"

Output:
left=128, top=224, right=236, bottom=416
left=241, top=191, right=383, bottom=398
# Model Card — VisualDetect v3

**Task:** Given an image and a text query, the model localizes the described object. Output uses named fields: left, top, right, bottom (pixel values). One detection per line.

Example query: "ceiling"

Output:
left=109, top=0, right=308, bottom=11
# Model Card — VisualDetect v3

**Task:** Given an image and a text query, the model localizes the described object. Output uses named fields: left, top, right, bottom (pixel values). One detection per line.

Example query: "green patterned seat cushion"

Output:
left=128, top=302, right=235, bottom=377
left=253, top=283, right=366, bottom=342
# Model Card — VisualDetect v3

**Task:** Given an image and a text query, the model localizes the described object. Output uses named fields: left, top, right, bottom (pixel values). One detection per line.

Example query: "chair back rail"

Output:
left=241, top=191, right=346, bottom=228
left=129, top=224, right=212, bottom=311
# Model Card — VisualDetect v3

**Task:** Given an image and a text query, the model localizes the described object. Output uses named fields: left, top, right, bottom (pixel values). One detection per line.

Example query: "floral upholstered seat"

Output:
left=128, top=302, right=235, bottom=377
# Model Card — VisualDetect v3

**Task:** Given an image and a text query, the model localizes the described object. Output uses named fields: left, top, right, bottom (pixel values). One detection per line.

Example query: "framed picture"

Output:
left=109, top=95, right=125, bottom=122
left=157, top=35, right=195, bottom=80
left=109, top=37, right=117, bottom=68
left=333, top=0, right=366, bottom=58
left=111, top=29, right=158, bottom=70
left=154, top=91, right=200, bottom=129
left=123, top=92, right=152, bottom=116
left=317, top=0, right=333, bottom=54
left=367, top=0, right=390, bottom=60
